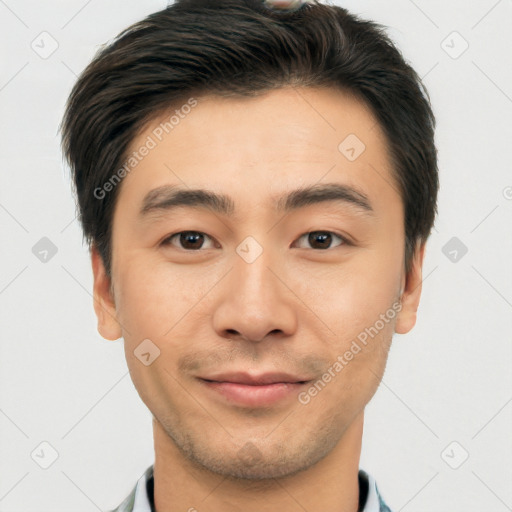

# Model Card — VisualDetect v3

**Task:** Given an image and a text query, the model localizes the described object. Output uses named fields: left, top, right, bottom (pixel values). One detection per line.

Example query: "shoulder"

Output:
left=106, top=485, right=136, bottom=512
left=358, top=468, right=394, bottom=512
left=106, top=465, right=153, bottom=512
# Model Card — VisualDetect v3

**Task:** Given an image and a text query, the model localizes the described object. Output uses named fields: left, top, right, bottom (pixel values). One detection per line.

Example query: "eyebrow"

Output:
left=139, top=183, right=374, bottom=219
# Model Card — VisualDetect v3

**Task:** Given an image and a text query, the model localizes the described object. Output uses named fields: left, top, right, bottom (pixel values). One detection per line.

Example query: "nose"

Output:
left=212, top=248, right=298, bottom=343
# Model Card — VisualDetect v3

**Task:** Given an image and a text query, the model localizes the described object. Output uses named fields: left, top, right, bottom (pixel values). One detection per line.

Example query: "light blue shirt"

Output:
left=108, top=465, right=393, bottom=511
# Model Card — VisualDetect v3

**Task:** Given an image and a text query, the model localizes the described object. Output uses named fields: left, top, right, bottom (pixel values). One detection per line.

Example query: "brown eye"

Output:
left=294, top=231, right=346, bottom=250
left=162, top=231, right=216, bottom=250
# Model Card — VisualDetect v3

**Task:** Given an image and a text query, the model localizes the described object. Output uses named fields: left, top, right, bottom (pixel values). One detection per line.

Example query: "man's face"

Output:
left=93, top=87, right=423, bottom=480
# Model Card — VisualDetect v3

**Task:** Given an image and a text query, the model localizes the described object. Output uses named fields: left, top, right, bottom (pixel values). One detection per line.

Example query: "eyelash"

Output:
left=160, top=230, right=351, bottom=251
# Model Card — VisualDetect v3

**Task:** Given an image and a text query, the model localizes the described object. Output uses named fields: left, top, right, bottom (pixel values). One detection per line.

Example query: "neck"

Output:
left=153, top=412, right=364, bottom=512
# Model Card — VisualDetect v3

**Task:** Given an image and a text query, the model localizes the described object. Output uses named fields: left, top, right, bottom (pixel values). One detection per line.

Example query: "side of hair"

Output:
left=61, top=0, right=438, bottom=277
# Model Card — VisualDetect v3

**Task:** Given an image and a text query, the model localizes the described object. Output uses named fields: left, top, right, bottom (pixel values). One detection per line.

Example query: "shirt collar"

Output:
left=124, top=465, right=392, bottom=512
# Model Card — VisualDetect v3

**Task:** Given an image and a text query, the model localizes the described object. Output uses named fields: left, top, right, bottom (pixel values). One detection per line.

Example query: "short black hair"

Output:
left=60, top=0, right=439, bottom=278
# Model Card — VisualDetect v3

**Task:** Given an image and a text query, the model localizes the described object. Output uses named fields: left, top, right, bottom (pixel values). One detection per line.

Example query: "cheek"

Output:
left=113, top=256, right=221, bottom=342
left=296, top=322, right=394, bottom=429
left=292, top=252, right=402, bottom=341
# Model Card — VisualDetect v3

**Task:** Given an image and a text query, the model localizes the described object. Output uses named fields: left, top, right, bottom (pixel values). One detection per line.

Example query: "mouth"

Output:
left=197, top=372, right=312, bottom=407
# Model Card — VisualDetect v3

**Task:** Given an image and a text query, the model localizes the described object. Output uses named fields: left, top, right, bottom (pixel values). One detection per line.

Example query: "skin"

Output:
left=91, top=87, right=425, bottom=512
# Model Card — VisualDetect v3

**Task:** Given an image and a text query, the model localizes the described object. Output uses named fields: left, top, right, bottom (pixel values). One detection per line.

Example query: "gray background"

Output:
left=1, top=0, right=511, bottom=510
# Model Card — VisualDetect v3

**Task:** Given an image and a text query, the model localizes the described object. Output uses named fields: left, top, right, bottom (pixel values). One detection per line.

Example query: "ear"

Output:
left=91, top=245, right=122, bottom=341
left=395, top=240, right=426, bottom=335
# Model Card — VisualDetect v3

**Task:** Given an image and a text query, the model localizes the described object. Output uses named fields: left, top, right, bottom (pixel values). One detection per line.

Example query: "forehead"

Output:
left=117, top=86, right=399, bottom=215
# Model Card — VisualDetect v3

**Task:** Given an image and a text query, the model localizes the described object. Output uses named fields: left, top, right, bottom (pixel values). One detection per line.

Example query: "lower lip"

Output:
left=200, top=379, right=308, bottom=407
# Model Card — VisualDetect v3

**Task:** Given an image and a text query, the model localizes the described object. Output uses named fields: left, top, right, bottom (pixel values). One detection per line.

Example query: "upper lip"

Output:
left=199, top=372, right=311, bottom=385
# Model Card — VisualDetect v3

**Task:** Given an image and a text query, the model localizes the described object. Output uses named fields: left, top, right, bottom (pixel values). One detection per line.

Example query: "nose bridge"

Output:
left=234, top=244, right=278, bottom=303
left=211, top=239, right=298, bottom=342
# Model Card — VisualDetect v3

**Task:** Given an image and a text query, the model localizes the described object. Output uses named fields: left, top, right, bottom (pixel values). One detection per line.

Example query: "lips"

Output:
left=199, top=371, right=310, bottom=385
left=197, top=371, right=312, bottom=407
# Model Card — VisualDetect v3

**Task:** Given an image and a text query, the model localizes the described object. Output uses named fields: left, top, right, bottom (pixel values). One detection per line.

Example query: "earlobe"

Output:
left=91, top=245, right=122, bottom=341
left=395, top=241, right=426, bottom=335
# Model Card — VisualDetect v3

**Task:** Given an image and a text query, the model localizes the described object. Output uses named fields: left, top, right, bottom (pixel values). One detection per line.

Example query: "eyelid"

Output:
left=292, top=230, right=351, bottom=249
left=161, top=231, right=218, bottom=250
